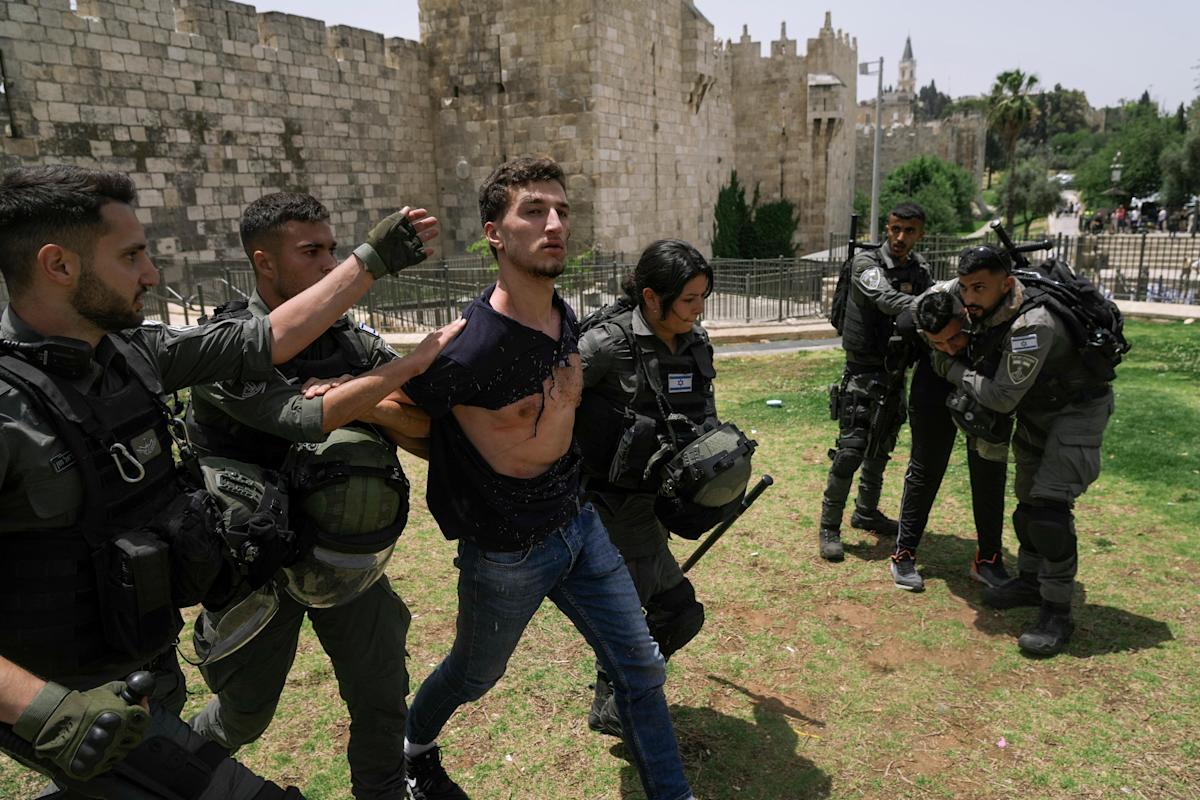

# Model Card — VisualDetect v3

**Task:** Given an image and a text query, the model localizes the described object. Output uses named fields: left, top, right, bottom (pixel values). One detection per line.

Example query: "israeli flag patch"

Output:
left=667, top=373, right=693, bottom=393
left=1010, top=333, right=1039, bottom=353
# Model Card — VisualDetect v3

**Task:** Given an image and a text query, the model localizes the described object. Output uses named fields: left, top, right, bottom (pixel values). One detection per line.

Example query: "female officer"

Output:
left=577, top=239, right=716, bottom=737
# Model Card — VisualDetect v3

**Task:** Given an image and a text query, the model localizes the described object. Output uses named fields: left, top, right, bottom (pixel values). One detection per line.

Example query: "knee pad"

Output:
left=829, top=446, right=864, bottom=480
left=1023, top=502, right=1076, bottom=563
left=645, top=579, right=705, bottom=659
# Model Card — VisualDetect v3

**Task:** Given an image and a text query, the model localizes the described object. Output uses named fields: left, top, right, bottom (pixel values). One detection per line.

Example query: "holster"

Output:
left=828, top=383, right=841, bottom=421
left=863, top=380, right=906, bottom=460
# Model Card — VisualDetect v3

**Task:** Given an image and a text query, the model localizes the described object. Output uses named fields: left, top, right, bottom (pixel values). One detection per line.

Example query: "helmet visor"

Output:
left=180, top=583, right=280, bottom=667
left=281, top=543, right=395, bottom=608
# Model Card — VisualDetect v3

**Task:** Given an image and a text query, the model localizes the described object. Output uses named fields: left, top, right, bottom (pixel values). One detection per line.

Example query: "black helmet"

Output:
left=957, top=245, right=1011, bottom=276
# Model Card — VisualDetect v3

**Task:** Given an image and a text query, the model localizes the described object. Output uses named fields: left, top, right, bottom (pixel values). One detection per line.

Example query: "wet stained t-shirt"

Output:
left=403, top=284, right=582, bottom=551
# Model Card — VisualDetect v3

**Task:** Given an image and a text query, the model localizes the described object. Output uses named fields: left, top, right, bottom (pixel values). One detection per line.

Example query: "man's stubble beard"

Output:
left=73, top=258, right=144, bottom=331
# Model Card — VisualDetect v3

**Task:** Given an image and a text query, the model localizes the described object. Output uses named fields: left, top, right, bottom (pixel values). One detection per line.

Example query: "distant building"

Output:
left=854, top=36, right=986, bottom=197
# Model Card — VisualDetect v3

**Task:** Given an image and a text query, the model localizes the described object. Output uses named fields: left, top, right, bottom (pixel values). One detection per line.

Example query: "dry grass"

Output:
left=3, top=319, right=1197, bottom=799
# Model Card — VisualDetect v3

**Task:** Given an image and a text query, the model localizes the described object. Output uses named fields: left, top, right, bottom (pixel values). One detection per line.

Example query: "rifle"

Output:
left=847, top=213, right=880, bottom=261
left=988, top=219, right=1052, bottom=271
left=681, top=474, right=773, bottom=574
left=829, top=215, right=880, bottom=335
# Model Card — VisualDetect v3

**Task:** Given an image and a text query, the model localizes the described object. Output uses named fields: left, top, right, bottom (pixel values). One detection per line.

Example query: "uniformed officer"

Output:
left=886, top=293, right=1010, bottom=592
left=927, top=246, right=1114, bottom=655
left=819, top=203, right=932, bottom=560
left=184, top=193, right=461, bottom=800
left=0, top=165, right=438, bottom=798
left=577, top=239, right=714, bottom=737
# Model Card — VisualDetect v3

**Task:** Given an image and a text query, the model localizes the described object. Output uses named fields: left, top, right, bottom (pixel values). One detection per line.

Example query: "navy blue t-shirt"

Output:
left=403, top=285, right=582, bottom=550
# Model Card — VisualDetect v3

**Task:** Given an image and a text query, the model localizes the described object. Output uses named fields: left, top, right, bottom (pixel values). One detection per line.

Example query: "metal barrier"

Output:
left=828, top=230, right=1200, bottom=304
left=5, top=232, right=1196, bottom=332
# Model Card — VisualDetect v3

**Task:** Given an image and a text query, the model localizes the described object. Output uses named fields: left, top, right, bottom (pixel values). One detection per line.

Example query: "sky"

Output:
left=252, top=0, right=1199, bottom=112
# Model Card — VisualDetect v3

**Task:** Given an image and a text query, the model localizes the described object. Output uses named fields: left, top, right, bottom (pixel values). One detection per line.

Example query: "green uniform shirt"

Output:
left=580, top=306, right=716, bottom=558
left=188, top=291, right=396, bottom=446
left=0, top=305, right=275, bottom=531
left=580, top=306, right=717, bottom=423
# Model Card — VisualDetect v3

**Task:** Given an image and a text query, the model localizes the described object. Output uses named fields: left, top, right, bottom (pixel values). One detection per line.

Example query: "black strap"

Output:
left=0, top=357, right=110, bottom=549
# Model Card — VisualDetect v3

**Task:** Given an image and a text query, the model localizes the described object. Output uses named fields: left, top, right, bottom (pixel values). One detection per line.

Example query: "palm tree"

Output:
left=988, top=69, right=1040, bottom=227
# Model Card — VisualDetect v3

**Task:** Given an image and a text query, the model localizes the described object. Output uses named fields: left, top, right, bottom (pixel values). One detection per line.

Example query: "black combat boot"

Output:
left=850, top=506, right=899, bottom=537
left=1018, top=602, right=1075, bottom=656
left=587, top=672, right=622, bottom=737
left=982, top=571, right=1042, bottom=609
left=818, top=527, right=844, bottom=561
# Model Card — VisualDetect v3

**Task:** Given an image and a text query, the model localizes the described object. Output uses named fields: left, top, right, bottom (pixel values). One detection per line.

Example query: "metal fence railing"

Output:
left=828, top=231, right=1200, bottom=305
left=4, top=231, right=1196, bottom=333
left=139, top=252, right=839, bottom=331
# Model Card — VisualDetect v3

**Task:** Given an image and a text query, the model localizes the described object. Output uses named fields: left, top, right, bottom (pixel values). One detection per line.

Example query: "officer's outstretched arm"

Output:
left=308, top=319, right=464, bottom=433
left=1, top=657, right=150, bottom=781
left=268, top=207, right=440, bottom=365
left=0, top=655, right=44, bottom=725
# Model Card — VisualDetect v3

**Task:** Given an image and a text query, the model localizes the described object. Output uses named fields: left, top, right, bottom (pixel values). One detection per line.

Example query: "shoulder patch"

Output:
left=859, top=266, right=884, bottom=291
left=1010, top=333, right=1040, bottom=353
left=1006, top=353, right=1039, bottom=384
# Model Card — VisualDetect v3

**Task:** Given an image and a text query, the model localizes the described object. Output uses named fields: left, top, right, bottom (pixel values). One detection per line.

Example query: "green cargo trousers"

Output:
left=190, top=579, right=411, bottom=800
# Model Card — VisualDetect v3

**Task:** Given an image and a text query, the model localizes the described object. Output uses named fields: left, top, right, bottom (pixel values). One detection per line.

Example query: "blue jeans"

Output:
left=407, top=504, right=692, bottom=800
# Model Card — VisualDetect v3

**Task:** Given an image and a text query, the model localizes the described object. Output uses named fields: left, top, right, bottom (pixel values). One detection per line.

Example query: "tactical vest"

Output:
left=968, top=287, right=1110, bottom=409
left=576, top=310, right=715, bottom=489
left=841, top=251, right=931, bottom=361
left=0, top=337, right=182, bottom=679
left=615, top=311, right=715, bottom=428
left=187, top=300, right=374, bottom=468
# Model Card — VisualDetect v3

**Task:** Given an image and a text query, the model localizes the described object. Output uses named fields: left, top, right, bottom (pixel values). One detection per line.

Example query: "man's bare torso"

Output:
left=452, top=344, right=581, bottom=480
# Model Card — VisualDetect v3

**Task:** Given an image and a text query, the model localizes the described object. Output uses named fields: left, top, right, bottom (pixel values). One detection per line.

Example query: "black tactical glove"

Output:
left=13, top=677, right=153, bottom=781
left=353, top=211, right=428, bottom=279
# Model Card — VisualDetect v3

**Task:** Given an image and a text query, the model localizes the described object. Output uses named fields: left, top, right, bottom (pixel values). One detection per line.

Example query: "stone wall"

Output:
left=854, top=114, right=987, bottom=199
left=0, top=0, right=439, bottom=261
left=1, top=0, right=857, bottom=262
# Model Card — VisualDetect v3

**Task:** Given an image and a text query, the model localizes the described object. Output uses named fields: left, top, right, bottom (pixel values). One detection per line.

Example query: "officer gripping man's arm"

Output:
left=181, top=193, right=460, bottom=799
left=927, top=245, right=1114, bottom=658
left=0, top=165, right=443, bottom=798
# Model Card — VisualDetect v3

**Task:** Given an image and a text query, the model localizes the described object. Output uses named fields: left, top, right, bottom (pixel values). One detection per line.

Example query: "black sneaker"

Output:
left=587, top=674, right=622, bottom=738
left=818, top=527, right=844, bottom=561
left=1018, top=605, right=1075, bottom=656
left=850, top=507, right=899, bottom=537
left=982, top=574, right=1042, bottom=609
left=405, top=746, right=469, bottom=800
left=969, top=552, right=1011, bottom=588
left=889, top=550, right=925, bottom=592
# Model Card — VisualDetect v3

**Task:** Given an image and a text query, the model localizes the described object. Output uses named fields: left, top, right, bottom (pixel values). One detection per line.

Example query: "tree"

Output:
left=915, top=80, right=952, bottom=121
left=1074, top=98, right=1183, bottom=205
left=752, top=199, right=799, bottom=258
left=987, top=69, right=1040, bottom=226
left=878, top=155, right=977, bottom=235
left=711, top=172, right=799, bottom=258
left=712, top=171, right=752, bottom=258
left=1160, top=125, right=1200, bottom=210
left=1000, top=160, right=1061, bottom=237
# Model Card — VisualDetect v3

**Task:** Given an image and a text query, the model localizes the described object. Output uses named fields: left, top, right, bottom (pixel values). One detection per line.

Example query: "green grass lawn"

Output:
left=3, top=319, right=1197, bottom=799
